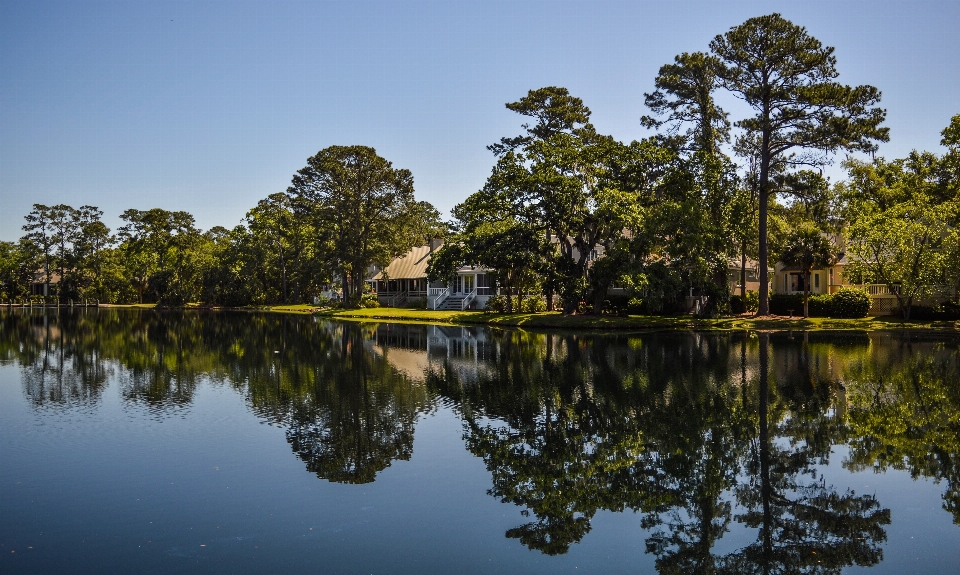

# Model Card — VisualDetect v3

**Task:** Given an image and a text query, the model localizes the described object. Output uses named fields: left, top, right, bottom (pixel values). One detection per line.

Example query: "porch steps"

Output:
left=436, top=296, right=465, bottom=311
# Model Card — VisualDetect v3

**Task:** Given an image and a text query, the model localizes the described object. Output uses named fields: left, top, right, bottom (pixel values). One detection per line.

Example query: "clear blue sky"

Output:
left=2, top=0, right=958, bottom=241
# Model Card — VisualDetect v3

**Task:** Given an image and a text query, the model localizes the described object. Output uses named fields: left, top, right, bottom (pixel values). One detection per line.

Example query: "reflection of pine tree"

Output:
left=444, top=331, right=893, bottom=573
left=717, top=334, right=889, bottom=575
left=460, top=333, right=651, bottom=554
left=449, top=333, right=749, bottom=556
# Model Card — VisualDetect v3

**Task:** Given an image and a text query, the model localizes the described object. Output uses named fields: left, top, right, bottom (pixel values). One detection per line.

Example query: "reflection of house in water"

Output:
left=368, top=324, right=498, bottom=384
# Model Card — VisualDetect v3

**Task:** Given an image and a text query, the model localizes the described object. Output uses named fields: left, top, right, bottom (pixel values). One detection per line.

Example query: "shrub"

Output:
left=626, top=297, right=645, bottom=314
left=730, top=292, right=761, bottom=314
left=744, top=290, right=759, bottom=312
left=769, top=293, right=804, bottom=316
left=730, top=294, right=746, bottom=314
left=359, top=293, right=380, bottom=308
left=484, top=295, right=508, bottom=313
left=807, top=294, right=833, bottom=317
left=604, top=295, right=631, bottom=315
left=831, top=287, right=871, bottom=318
left=521, top=295, right=547, bottom=313
left=910, top=302, right=960, bottom=320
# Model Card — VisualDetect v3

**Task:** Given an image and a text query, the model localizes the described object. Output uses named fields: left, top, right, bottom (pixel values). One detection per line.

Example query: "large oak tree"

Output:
left=286, top=145, right=440, bottom=306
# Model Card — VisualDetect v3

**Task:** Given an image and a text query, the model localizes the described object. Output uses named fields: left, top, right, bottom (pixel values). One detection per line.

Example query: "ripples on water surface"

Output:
left=1, top=308, right=959, bottom=574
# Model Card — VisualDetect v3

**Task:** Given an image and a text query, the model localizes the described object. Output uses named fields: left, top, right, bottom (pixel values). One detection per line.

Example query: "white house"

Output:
left=370, top=240, right=497, bottom=310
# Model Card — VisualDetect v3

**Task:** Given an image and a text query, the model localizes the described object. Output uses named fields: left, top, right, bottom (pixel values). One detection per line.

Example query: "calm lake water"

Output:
left=1, top=309, right=959, bottom=575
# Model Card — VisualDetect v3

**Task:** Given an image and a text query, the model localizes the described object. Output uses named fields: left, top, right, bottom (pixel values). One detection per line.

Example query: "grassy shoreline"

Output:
left=317, top=307, right=960, bottom=332
left=88, top=303, right=960, bottom=332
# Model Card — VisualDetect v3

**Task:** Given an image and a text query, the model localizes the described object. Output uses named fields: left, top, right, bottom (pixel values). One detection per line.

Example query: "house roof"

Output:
left=372, top=245, right=433, bottom=281
left=727, top=256, right=766, bottom=272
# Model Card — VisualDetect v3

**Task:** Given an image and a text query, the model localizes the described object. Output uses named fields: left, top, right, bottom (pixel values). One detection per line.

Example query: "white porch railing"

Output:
left=429, top=286, right=450, bottom=310
left=864, top=284, right=897, bottom=296
left=850, top=283, right=950, bottom=297
left=461, top=287, right=478, bottom=310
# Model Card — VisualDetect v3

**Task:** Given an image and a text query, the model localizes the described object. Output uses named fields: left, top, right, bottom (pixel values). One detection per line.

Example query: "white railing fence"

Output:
left=430, top=286, right=450, bottom=310
left=461, top=287, right=478, bottom=310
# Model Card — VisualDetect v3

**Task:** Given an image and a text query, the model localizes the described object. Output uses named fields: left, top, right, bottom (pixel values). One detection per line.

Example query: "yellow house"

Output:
left=773, top=252, right=945, bottom=315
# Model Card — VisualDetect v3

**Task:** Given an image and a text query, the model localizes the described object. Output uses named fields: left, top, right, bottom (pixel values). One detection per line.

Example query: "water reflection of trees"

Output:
left=245, top=322, right=432, bottom=484
left=428, top=331, right=894, bottom=572
left=0, top=309, right=432, bottom=484
left=4, top=309, right=958, bottom=568
left=716, top=333, right=889, bottom=575
left=843, top=335, right=960, bottom=524
left=1, top=309, right=110, bottom=407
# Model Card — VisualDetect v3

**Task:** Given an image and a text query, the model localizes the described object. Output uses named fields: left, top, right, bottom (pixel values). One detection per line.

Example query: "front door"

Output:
left=456, top=275, right=474, bottom=294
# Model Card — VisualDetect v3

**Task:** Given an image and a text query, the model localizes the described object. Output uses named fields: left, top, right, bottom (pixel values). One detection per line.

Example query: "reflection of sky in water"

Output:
left=1, top=309, right=959, bottom=574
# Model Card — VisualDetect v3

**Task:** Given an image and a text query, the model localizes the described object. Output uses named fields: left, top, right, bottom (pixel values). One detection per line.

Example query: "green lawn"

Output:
left=316, top=307, right=960, bottom=332
left=88, top=303, right=959, bottom=332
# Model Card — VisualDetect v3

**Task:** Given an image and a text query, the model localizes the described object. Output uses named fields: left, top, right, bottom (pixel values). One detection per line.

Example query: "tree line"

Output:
left=2, top=14, right=958, bottom=316
left=1, top=146, right=445, bottom=306
left=427, top=13, right=959, bottom=318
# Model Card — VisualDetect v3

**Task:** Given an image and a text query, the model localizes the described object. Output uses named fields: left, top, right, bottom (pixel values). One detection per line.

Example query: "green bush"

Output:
left=744, top=290, right=759, bottom=312
left=484, top=294, right=508, bottom=313
left=521, top=295, right=547, bottom=313
left=910, top=302, right=960, bottom=320
left=731, top=291, right=760, bottom=314
left=807, top=294, right=833, bottom=317
left=831, top=287, right=871, bottom=318
left=602, top=294, right=648, bottom=315
left=729, top=294, right=746, bottom=314
left=359, top=293, right=380, bottom=308
left=604, top=295, right=630, bottom=315
left=769, top=293, right=804, bottom=316
left=769, top=290, right=868, bottom=318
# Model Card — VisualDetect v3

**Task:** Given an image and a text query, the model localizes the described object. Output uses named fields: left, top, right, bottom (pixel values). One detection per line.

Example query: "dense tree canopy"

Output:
left=287, top=145, right=442, bottom=305
left=1, top=16, right=955, bottom=317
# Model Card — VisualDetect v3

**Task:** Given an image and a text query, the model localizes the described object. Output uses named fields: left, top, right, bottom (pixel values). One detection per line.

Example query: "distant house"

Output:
left=727, top=256, right=767, bottom=294
left=370, top=240, right=497, bottom=310
left=374, top=239, right=778, bottom=313
left=370, top=244, right=433, bottom=307
left=772, top=242, right=953, bottom=315
left=30, top=270, right=60, bottom=297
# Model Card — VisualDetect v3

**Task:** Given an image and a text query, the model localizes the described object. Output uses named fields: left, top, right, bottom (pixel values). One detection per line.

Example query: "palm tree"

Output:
left=780, top=227, right=834, bottom=318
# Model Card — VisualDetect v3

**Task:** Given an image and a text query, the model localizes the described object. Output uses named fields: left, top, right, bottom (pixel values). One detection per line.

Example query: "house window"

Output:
left=477, top=274, right=490, bottom=294
left=814, top=274, right=820, bottom=289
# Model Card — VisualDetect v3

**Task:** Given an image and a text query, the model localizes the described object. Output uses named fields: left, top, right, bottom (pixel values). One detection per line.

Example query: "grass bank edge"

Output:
left=87, top=304, right=959, bottom=332
left=316, top=307, right=960, bottom=332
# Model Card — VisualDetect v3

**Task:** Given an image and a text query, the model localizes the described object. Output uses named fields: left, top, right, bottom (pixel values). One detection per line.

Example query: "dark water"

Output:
left=1, top=309, right=959, bottom=574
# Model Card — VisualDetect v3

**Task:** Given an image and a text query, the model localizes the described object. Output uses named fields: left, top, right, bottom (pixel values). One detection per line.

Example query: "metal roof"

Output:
left=371, top=245, right=433, bottom=280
